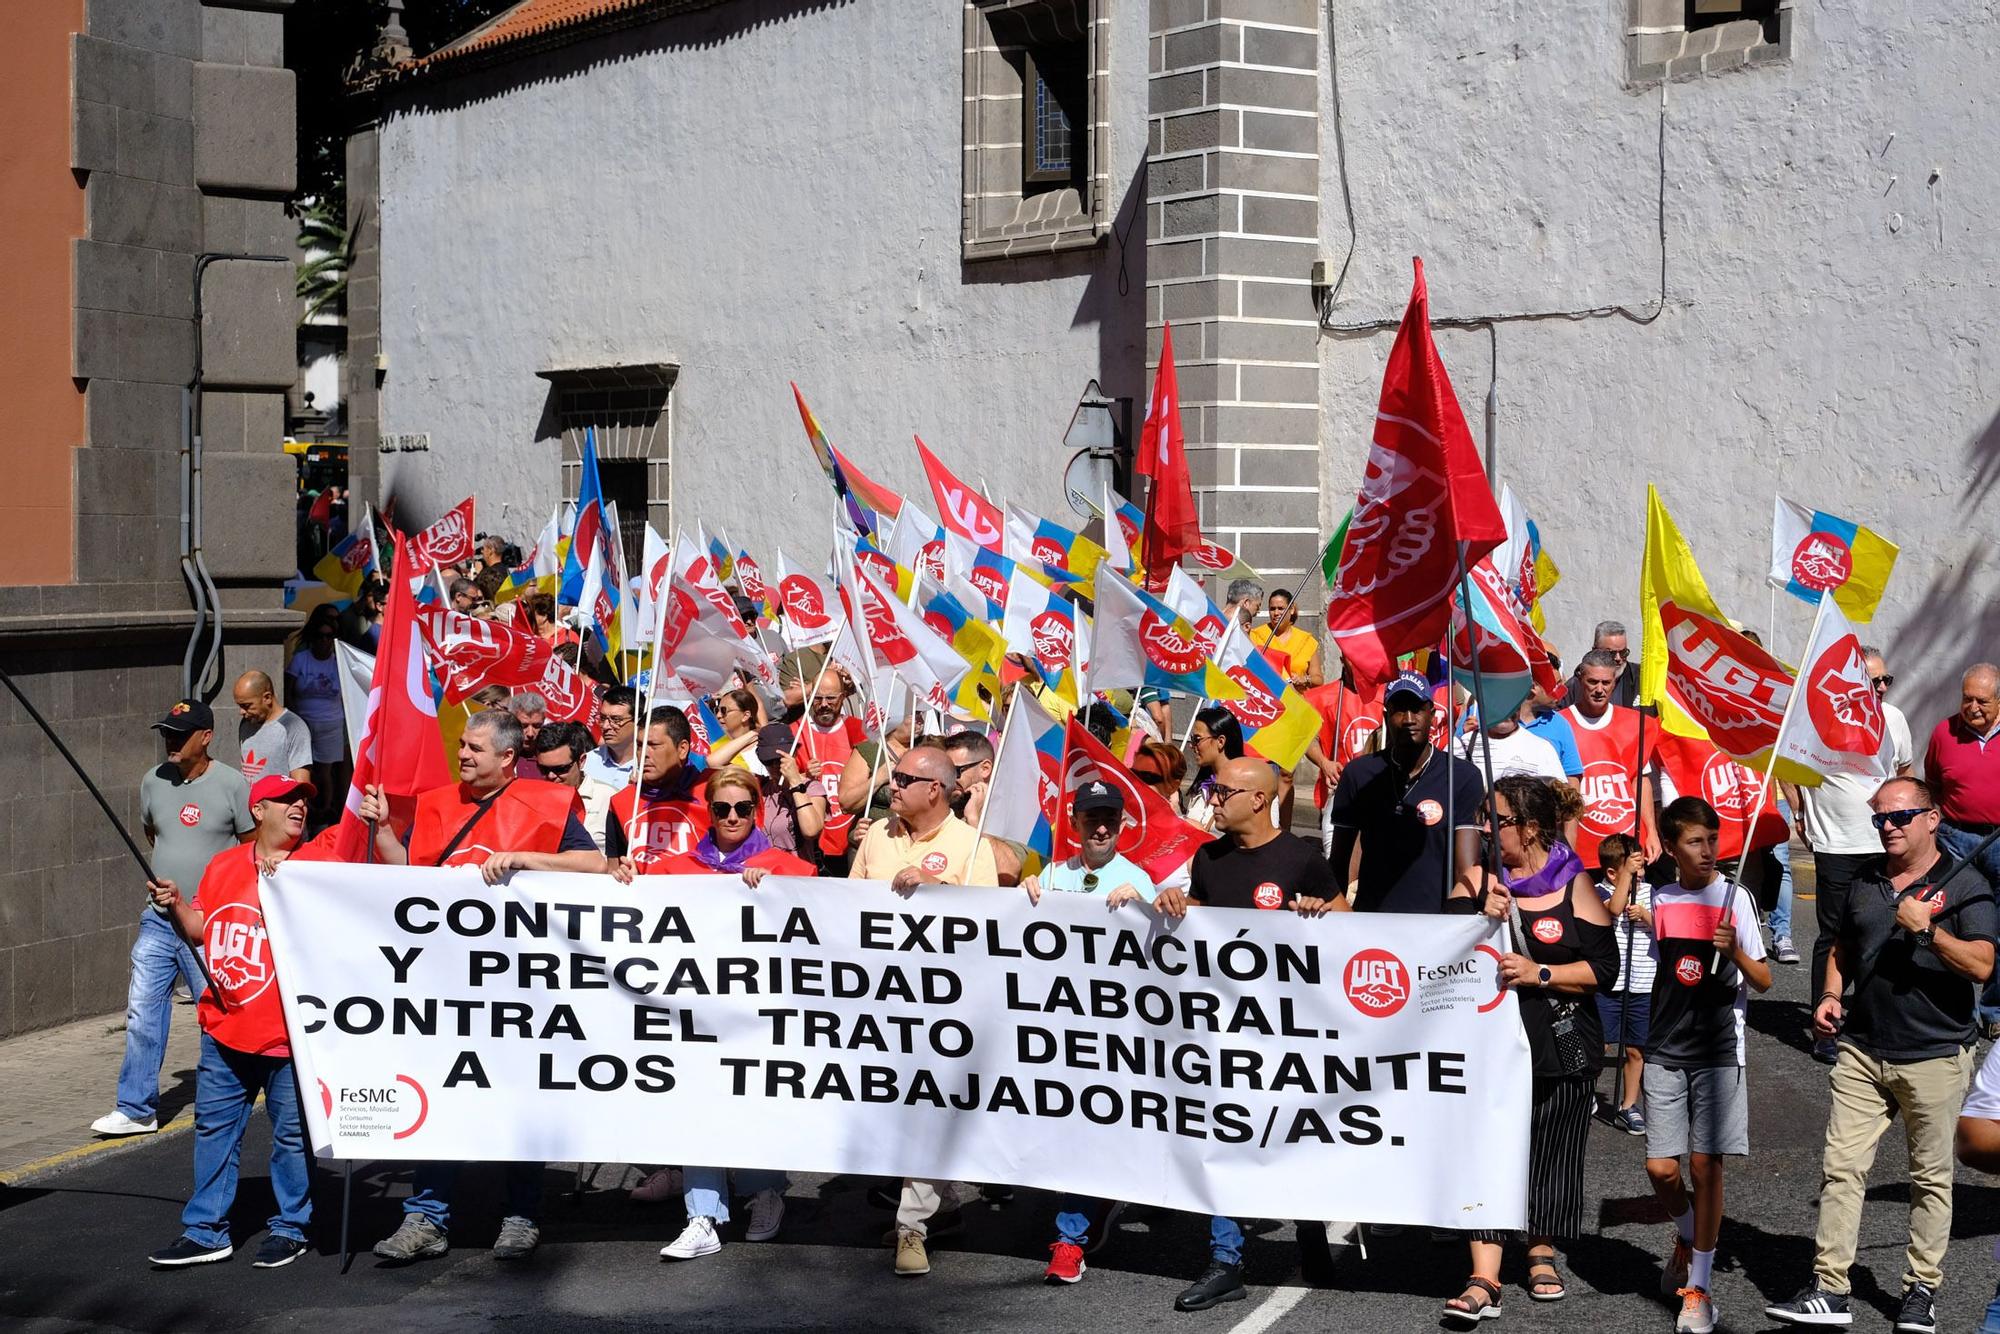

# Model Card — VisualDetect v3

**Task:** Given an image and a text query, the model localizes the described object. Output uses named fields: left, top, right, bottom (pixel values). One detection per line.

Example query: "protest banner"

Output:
left=265, top=866, right=1530, bottom=1229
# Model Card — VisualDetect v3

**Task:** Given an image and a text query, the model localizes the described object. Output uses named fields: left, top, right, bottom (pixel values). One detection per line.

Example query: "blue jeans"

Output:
left=1767, top=799, right=1795, bottom=941
left=404, top=1161, right=543, bottom=1230
left=1055, top=1202, right=1239, bottom=1263
left=683, top=1166, right=787, bottom=1221
left=181, top=1034, right=310, bottom=1249
left=1940, top=822, right=2000, bottom=1022
left=1983, top=1277, right=2000, bottom=1334
left=114, top=912, right=209, bottom=1120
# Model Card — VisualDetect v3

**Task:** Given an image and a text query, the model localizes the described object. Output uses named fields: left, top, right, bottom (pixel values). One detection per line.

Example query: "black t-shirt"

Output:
left=1840, top=853, right=1998, bottom=1061
left=1190, top=832, right=1338, bottom=911
left=1329, top=748, right=1486, bottom=913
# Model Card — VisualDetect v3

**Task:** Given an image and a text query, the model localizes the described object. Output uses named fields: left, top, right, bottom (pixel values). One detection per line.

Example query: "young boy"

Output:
left=1643, top=797, right=1774, bottom=1333
left=1595, top=833, right=1655, bottom=1135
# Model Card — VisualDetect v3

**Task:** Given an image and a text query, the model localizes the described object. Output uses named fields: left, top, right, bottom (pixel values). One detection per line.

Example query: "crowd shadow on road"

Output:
left=1746, top=997, right=1817, bottom=1058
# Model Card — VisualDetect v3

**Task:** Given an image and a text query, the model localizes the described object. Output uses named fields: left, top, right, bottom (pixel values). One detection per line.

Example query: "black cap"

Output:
left=151, top=699, right=214, bottom=733
left=1073, top=780, right=1125, bottom=816
left=755, top=721, right=794, bottom=766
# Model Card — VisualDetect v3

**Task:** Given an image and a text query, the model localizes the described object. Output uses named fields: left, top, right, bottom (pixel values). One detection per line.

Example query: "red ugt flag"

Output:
left=1137, top=323, right=1201, bottom=589
left=414, top=606, right=552, bottom=703
left=1057, top=717, right=1214, bottom=884
left=1324, top=258, right=1506, bottom=685
left=408, top=496, right=476, bottom=568
left=332, top=535, right=451, bottom=860
left=915, top=435, right=1003, bottom=548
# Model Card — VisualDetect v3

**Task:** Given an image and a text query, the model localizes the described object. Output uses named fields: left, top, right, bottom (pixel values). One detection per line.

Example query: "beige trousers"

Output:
left=896, top=1179, right=960, bottom=1238
left=1813, top=1041, right=1974, bottom=1295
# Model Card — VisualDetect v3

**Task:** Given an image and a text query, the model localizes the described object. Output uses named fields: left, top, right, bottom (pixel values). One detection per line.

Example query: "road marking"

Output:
left=1226, top=1281, right=1311, bottom=1334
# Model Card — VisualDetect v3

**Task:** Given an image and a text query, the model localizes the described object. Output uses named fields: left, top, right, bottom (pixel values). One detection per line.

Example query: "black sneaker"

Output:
left=1764, top=1285, right=1852, bottom=1326
left=1895, top=1282, right=1937, bottom=1333
left=251, top=1235, right=307, bottom=1269
left=1174, top=1261, right=1247, bottom=1311
left=149, top=1236, right=233, bottom=1268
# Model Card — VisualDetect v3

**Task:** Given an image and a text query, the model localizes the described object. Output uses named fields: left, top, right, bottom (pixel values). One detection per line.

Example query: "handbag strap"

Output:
left=432, top=785, right=509, bottom=867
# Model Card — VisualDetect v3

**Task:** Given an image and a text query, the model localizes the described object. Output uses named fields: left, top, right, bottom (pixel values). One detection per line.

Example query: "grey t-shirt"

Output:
left=239, top=709, right=314, bottom=784
left=139, top=762, right=253, bottom=912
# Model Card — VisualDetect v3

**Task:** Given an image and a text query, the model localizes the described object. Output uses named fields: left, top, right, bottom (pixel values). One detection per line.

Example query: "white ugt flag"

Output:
left=1774, top=598, right=1895, bottom=780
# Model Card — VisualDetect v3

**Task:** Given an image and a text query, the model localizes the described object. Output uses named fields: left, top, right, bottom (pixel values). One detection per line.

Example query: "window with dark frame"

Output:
left=549, top=371, right=674, bottom=582
left=1021, top=43, right=1086, bottom=197
left=1686, top=0, right=1780, bottom=42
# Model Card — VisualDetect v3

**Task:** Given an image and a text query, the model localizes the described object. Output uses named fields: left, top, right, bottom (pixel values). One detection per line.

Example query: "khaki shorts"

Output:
left=1643, top=1063, right=1749, bottom=1158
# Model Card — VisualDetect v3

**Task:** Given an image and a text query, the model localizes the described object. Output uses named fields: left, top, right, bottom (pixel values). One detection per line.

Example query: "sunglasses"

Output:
left=1208, top=783, right=1249, bottom=805
left=890, top=771, right=940, bottom=790
left=538, top=758, right=578, bottom=777
left=709, top=799, right=758, bottom=820
left=1871, top=674, right=1895, bottom=690
left=1082, top=870, right=1100, bottom=894
left=1871, top=807, right=1933, bottom=831
left=953, top=759, right=983, bottom=776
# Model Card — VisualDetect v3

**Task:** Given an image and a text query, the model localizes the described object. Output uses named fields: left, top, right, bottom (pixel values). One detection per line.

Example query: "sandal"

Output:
left=1526, top=1251, right=1567, bottom=1302
left=1442, top=1275, right=1504, bottom=1326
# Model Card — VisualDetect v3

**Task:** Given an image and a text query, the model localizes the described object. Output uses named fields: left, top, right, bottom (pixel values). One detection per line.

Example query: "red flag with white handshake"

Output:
left=916, top=435, right=1004, bottom=548
left=407, top=496, right=476, bottom=568
left=1323, top=259, right=1507, bottom=685
left=1774, top=598, right=1896, bottom=779
left=1057, top=718, right=1214, bottom=883
left=414, top=606, right=552, bottom=702
left=332, top=535, right=451, bottom=860
left=1136, top=323, right=1201, bottom=589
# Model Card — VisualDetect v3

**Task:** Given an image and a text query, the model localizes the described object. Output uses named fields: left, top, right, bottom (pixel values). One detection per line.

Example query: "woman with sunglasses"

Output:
left=652, top=765, right=804, bottom=1262
left=1183, top=708, right=1245, bottom=833
left=657, top=769, right=816, bottom=885
left=1441, top=775, right=1618, bottom=1326
left=703, top=688, right=766, bottom=770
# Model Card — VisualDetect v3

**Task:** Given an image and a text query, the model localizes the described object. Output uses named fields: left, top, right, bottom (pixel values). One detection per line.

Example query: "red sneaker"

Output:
left=1044, top=1241, right=1086, bottom=1284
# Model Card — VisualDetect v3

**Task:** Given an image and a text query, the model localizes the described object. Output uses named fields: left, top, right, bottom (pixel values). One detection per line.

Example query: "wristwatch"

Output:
left=1537, top=965, right=1553, bottom=987
left=1914, top=925, right=1937, bottom=949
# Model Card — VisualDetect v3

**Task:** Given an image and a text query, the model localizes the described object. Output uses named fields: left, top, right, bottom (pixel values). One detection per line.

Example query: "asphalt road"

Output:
left=8, top=905, right=2000, bottom=1334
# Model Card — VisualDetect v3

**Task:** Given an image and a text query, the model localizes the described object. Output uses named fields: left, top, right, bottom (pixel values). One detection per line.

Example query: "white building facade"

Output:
left=355, top=0, right=2000, bottom=727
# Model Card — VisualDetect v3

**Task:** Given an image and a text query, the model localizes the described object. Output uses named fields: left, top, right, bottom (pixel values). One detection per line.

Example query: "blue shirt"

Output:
left=1042, top=852, right=1155, bottom=899
left=1522, top=711, right=1584, bottom=777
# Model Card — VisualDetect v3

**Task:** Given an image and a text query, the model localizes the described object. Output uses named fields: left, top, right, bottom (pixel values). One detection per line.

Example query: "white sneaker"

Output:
left=629, top=1166, right=683, bottom=1202
left=660, top=1216, right=722, bottom=1260
left=91, top=1111, right=158, bottom=1136
left=745, top=1188, right=786, bottom=1242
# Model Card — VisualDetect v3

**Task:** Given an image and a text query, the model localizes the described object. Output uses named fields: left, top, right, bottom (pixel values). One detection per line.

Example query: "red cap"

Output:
left=249, top=774, right=316, bottom=806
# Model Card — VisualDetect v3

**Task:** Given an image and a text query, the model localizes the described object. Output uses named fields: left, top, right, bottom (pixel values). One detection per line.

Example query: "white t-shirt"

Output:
left=1454, top=726, right=1565, bottom=781
left=1962, top=1040, right=2000, bottom=1259
left=1798, top=703, right=1913, bottom=854
left=1596, top=877, right=1658, bottom=994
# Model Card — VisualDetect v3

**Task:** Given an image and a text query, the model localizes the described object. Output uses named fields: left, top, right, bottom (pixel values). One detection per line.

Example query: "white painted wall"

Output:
left=377, top=1, right=1148, bottom=566
left=1314, top=3, right=2000, bottom=731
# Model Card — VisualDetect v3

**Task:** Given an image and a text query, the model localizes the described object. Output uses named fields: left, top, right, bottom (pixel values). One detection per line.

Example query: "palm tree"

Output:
left=295, top=199, right=354, bottom=321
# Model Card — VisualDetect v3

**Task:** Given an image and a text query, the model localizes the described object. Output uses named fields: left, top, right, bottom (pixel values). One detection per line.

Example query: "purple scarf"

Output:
left=692, top=826, right=772, bottom=874
left=1503, top=841, right=1583, bottom=898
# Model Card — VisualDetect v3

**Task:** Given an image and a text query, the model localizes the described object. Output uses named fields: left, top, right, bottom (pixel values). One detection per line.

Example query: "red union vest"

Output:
left=794, top=716, right=865, bottom=857
left=1304, top=682, right=1383, bottom=806
left=1563, top=705, right=1657, bottom=866
left=609, top=775, right=712, bottom=871
left=408, top=779, right=579, bottom=868
left=1653, top=732, right=1787, bottom=862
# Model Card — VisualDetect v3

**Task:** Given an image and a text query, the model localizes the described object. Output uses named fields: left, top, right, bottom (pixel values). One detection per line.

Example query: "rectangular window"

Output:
left=1023, top=45, right=1084, bottom=192
left=1687, top=0, right=1779, bottom=42
left=543, top=364, right=676, bottom=579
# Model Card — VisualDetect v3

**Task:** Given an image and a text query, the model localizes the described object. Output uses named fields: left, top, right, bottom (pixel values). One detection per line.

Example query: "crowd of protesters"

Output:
left=88, top=529, right=2000, bottom=1334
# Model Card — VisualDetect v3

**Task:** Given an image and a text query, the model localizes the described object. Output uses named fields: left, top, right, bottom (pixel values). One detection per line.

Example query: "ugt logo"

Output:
left=1344, top=948, right=1410, bottom=1018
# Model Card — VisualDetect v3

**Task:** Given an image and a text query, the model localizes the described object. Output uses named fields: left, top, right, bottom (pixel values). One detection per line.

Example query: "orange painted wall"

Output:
left=0, top=0, right=85, bottom=585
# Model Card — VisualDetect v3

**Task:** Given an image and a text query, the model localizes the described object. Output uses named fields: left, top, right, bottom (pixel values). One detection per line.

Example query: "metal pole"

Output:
left=339, top=1159, right=356, bottom=1274
left=1453, top=546, right=1526, bottom=947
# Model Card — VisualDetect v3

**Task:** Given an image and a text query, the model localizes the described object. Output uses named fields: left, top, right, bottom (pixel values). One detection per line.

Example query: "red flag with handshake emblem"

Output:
left=1057, top=718, right=1214, bottom=884
left=1136, top=323, right=1202, bottom=590
left=331, top=535, right=451, bottom=860
left=414, top=607, right=551, bottom=702
left=407, top=496, right=475, bottom=568
left=1324, top=259, right=1506, bottom=685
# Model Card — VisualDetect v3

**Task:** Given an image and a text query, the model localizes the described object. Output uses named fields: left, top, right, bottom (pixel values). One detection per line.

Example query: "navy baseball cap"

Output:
left=1073, top=780, right=1125, bottom=816
left=1383, top=670, right=1433, bottom=705
left=151, top=699, right=215, bottom=733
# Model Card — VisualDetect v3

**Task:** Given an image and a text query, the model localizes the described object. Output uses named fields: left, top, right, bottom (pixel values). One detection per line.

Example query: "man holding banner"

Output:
left=360, top=709, right=603, bottom=1265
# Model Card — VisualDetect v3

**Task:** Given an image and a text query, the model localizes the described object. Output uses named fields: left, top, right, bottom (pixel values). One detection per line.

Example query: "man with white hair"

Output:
left=509, top=690, right=549, bottom=778
left=1568, top=620, right=1642, bottom=709
left=1926, top=662, right=2000, bottom=1036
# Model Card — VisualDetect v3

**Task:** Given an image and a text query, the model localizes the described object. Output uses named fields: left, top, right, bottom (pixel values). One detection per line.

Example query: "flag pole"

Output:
left=972, top=689, right=1016, bottom=849
left=1454, top=544, right=1526, bottom=949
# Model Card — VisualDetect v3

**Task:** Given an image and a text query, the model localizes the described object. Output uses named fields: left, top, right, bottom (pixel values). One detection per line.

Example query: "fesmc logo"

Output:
left=1138, top=611, right=1204, bottom=676
left=1791, top=531, right=1853, bottom=593
left=1806, top=633, right=1885, bottom=755
left=1029, top=610, right=1074, bottom=669
left=319, top=1074, right=429, bottom=1140
left=1344, top=948, right=1410, bottom=1018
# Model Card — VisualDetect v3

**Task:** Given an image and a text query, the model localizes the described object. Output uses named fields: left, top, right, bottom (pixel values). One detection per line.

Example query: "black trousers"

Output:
left=1812, top=850, right=1874, bottom=1000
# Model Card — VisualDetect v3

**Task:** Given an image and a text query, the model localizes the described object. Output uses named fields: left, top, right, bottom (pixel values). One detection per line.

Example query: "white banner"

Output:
left=264, top=865, right=1530, bottom=1228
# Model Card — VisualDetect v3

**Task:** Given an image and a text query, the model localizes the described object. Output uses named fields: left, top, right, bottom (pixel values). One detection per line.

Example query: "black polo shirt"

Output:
left=1840, top=852, right=1999, bottom=1062
left=1330, top=748, right=1487, bottom=914
left=1190, top=832, right=1338, bottom=911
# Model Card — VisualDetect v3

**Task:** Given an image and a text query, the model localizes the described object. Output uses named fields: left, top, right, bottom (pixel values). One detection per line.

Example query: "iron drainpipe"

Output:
left=182, top=251, right=291, bottom=701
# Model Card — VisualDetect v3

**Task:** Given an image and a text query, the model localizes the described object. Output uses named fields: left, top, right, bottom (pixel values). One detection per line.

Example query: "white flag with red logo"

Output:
left=413, top=606, right=552, bottom=703
left=408, top=496, right=476, bottom=568
left=841, top=557, right=968, bottom=716
left=1089, top=569, right=1240, bottom=702
left=772, top=549, right=843, bottom=651
left=1058, top=717, right=1215, bottom=883
left=1774, top=599, right=1896, bottom=780
left=331, top=535, right=451, bottom=860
